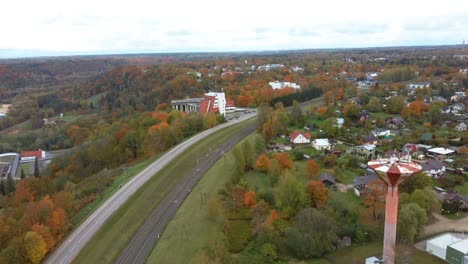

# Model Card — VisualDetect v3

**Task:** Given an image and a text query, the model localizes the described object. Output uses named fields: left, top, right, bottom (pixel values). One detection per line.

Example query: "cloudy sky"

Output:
left=1, top=0, right=467, bottom=58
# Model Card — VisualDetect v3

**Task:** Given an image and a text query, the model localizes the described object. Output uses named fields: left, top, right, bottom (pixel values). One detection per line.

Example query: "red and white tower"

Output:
left=368, top=156, right=422, bottom=264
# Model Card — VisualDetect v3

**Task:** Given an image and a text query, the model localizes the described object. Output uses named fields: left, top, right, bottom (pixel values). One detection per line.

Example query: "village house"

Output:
left=312, top=138, right=331, bottom=150
left=407, top=81, right=430, bottom=90
left=353, top=174, right=378, bottom=196
left=427, top=147, right=455, bottom=160
left=362, top=134, right=378, bottom=145
left=455, top=122, right=467, bottom=132
left=336, top=118, right=344, bottom=128
left=385, top=116, right=406, bottom=129
left=289, top=131, right=311, bottom=144
left=421, top=159, right=446, bottom=178
left=269, top=81, right=301, bottom=90
left=346, top=144, right=376, bottom=160
left=372, top=128, right=391, bottom=138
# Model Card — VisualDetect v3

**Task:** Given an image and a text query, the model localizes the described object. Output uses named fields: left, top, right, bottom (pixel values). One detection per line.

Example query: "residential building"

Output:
left=427, top=147, right=455, bottom=160
left=289, top=131, right=311, bottom=144
left=386, top=116, right=406, bottom=129
left=408, top=81, right=430, bottom=90
left=257, top=64, right=285, bottom=71
left=346, top=144, right=376, bottom=160
left=312, top=138, right=331, bottom=150
left=336, top=118, right=344, bottom=128
left=455, top=122, right=467, bottom=132
left=268, top=81, right=300, bottom=90
left=372, top=128, right=391, bottom=138
left=421, top=160, right=446, bottom=178
left=354, top=174, right=378, bottom=196
left=362, top=134, right=378, bottom=145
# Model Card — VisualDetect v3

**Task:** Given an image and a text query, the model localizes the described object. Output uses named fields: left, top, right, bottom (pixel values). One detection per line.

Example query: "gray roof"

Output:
left=318, top=172, right=336, bottom=184
left=421, top=160, right=445, bottom=171
left=354, top=175, right=377, bottom=186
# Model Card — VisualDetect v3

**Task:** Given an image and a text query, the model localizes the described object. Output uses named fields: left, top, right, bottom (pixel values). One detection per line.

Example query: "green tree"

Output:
left=34, top=157, right=39, bottom=177
left=386, top=96, right=405, bottom=114
left=274, top=173, right=307, bottom=216
left=290, top=100, right=303, bottom=126
left=5, top=174, right=15, bottom=195
left=20, top=169, right=25, bottom=179
left=397, top=203, right=427, bottom=244
left=260, top=243, right=278, bottom=263
left=285, top=208, right=338, bottom=258
left=399, top=172, right=432, bottom=194
left=366, top=96, right=381, bottom=112
left=427, top=104, right=442, bottom=125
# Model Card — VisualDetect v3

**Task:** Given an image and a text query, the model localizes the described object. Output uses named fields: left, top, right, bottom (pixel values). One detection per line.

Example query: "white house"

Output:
left=312, top=138, right=331, bottom=150
left=408, top=82, right=430, bottom=90
left=269, top=81, right=301, bottom=90
left=289, top=131, right=311, bottom=144
left=427, top=147, right=455, bottom=160
left=426, top=234, right=461, bottom=260
left=371, top=128, right=391, bottom=138
left=336, top=118, right=344, bottom=128
left=205, top=92, right=226, bottom=116
left=455, top=122, right=467, bottom=132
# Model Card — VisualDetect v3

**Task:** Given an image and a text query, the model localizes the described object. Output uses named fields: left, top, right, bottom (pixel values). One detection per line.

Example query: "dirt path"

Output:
left=420, top=212, right=468, bottom=238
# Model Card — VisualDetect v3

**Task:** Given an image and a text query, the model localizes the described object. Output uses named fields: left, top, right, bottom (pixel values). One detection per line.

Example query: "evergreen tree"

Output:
left=34, top=157, right=39, bottom=177
left=21, top=169, right=25, bottom=179
left=5, top=174, right=15, bottom=195
left=0, top=180, right=5, bottom=195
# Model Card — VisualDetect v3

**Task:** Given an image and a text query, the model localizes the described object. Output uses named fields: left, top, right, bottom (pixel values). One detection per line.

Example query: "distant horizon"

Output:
left=2, top=0, right=467, bottom=60
left=1, top=43, right=467, bottom=60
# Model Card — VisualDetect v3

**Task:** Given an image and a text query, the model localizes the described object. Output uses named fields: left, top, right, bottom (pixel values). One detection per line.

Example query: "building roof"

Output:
left=362, top=134, right=377, bottom=143
left=421, top=160, right=445, bottom=171
left=385, top=150, right=405, bottom=158
left=20, top=150, right=44, bottom=159
left=289, top=131, right=311, bottom=140
left=318, top=172, right=336, bottom=184
left=448, top=239, right=468, bottom=254
left=427, top=234, right=461, bottom=248
left=362, top=144, right=376, bottom=151
left=226, top=100, right=235, bottom=107
left=428, top=147, right=455, bottom=155
left=313, top=138, right=330, bottom=145
left=354, top=175, right=377, bottom=186
left=199, top=96, right=219, bottom=114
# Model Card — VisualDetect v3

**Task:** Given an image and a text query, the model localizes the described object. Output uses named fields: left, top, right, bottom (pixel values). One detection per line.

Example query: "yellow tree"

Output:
left=23, top=231, right=47, bottom=264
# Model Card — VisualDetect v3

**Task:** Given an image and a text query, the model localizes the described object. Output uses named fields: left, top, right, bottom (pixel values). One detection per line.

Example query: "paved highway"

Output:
left=44, top=112, right=257, bottom=264
left=115, top=121, right=257, bottom=264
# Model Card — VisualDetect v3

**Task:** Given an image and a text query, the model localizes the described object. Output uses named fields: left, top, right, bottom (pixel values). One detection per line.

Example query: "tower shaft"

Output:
left=383, top=186, right=399, bottom=264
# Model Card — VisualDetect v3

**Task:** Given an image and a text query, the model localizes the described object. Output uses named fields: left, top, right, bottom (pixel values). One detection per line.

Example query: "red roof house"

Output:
left=289, top=131, right=311, bottom=144
left=21, top=149, right=45, bottom=161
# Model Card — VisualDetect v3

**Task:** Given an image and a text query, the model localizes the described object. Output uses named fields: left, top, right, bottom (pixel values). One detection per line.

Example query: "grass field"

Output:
left=73, top=119, right=255, bottom=264
left=455, top=181, right=468, bottom=196
left=146, top=133, right=259, bottom=264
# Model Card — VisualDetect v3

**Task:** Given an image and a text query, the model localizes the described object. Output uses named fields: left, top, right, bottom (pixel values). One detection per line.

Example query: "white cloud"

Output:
left=1, top=0, right=467, bottom=57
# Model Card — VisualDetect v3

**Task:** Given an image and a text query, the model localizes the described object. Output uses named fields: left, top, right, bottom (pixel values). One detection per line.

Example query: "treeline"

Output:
left=270, top=87, right=322, bottom=107
left=0, top=108, right=223, bottom=263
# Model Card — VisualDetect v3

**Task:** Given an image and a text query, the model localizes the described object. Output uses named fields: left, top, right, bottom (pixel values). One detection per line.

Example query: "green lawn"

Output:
left=454, top=181, right=468, bottom=196
left=288, top=242, right=444, bottom=264
left=146, top=134, right=258, bottom=264
left=73, top=119, right=255, bottom=264
left=70, top=155, right=161, bottom=226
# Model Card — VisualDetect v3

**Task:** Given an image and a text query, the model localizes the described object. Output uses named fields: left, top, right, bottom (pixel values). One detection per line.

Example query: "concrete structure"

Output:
left=289, top=131, right=311, bottom=144
left=171, top=98, right=203, bottom=113
left=426, top=234, right=462, bottom=260
left=447, top=239, right=468, bottom=264
left=268, top=81, right=300, bottom=90
left=205, top=92, right=227, bottom=116
left=368, top=156, right=422, bottom=264
left=312, top=138, right=331, bottom=150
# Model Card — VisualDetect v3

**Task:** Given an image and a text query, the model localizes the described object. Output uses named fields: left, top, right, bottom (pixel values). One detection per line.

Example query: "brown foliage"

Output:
left=255, top=154, right=270, bottom=172
left=273, top=153, right=292, bottom=172
left=306, top=181, right=328, bottom=208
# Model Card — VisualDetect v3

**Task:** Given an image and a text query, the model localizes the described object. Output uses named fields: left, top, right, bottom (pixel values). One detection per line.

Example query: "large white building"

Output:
left=269, top=81, right=300, bottom=90
left=205, top=92, right=227, bottom=116
left=426, top=234, right=461, bottom=260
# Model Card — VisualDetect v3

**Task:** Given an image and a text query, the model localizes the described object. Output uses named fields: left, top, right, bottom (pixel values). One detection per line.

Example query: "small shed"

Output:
left=446, top=239, right=468, bottom=264
left=426, top=234, right=461, bottom=260
left=318, top=172, right=336, bottom=188
left=366, top=256, right=381, bottom=264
